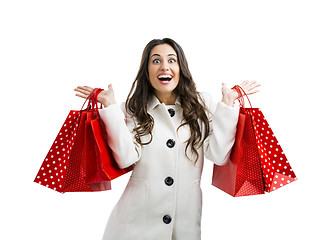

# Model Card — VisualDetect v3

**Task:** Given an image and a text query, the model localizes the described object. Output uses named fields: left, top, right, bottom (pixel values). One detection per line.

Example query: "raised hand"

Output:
left=221, top=80, right=261, bottom=107
left=74, top=84, right=116, bottom=108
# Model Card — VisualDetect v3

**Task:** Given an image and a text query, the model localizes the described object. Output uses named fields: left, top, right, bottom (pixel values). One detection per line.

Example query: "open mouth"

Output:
left=157, top=74, right=173, bottom=83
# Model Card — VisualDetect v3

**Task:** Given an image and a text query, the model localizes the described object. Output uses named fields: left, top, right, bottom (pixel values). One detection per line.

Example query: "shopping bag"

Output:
left=34, top=88, right=132, bottom=193
left=33, top=108, right=99, bottom=193
left=212, top=85, right=297, bottom=197
left=212, top=96, right=265, bottom=197
left=34, top=89, right=109, bottom=192
left=85, top=114, right=134, bottom=183
left=84, top=89, right=133, bottom=185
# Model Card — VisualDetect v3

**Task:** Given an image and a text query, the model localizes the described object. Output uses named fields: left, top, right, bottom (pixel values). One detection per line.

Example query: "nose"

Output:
left=161, top=61, right=170, bottom=71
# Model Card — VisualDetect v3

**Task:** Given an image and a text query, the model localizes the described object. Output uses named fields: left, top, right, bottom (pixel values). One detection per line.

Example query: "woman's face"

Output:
left=148, top=44, right=180, bottom=99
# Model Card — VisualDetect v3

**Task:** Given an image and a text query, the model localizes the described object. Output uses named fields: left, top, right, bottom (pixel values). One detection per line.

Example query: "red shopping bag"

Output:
left=212, top=96, right=265, bottom=197
left=212, top=85, right=297, bottom=197
left=33, top=108, right=98, bottom=193
left=34, top=88, right=132, bottom=193
left=84, top=89, right=133, bottom=185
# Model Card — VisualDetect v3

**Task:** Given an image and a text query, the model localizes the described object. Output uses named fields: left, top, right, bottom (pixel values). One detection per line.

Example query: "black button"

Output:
left=168, top=108, right=175, bottom=117
left=163, top=215, right=172, bottom=224
left=166, top=139, right=175, bottom=148
left=165, top=176, right=174, bottom=186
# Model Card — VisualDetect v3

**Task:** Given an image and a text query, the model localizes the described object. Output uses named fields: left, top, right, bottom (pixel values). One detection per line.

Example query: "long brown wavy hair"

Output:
left=125, top=38, right=211, bottom=165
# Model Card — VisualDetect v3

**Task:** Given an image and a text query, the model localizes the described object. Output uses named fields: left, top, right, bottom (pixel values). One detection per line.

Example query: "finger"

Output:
left=246, top=89, right=260, bottom=95
left=249, top=80, right=260, bottom=87
left=247, top=82, right=261, bottom=91
left=239, top=80, right=249, bottom=88
left=77, top=86, right=93, bottom=92
left=75, top=93, right=88, bottom=99
left=83, top=86, right=94, bottom=91
left=75, top=86, right=93, bottom=95
left=74, top=89, right=89, bottom=96
left=242, top=81, right=261, bottom=91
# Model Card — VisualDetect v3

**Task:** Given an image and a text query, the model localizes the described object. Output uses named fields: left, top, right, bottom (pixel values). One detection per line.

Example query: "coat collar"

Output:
left=147, top=94, right=181, bottom=111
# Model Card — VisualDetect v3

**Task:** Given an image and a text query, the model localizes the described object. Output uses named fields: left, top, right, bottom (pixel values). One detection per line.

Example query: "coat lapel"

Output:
left=147, top=94, right=181, bottom=133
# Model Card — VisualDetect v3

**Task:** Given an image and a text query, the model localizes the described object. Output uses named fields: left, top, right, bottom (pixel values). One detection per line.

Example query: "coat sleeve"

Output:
left=98, top=102, right=142, bottom=169
left=200, top=91, right=239, bottom=166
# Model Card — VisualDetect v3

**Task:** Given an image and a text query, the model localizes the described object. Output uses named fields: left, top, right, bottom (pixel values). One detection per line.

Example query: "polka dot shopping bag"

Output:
left=34, top=88, right=132, bottom=193
left=212, top=85, right=297, bottom=197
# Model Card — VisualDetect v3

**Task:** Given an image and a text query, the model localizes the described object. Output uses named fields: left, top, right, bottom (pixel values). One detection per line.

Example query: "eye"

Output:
left=153, top=59, right=161, bottom=64
left=169, top=58, right=177, bottom=63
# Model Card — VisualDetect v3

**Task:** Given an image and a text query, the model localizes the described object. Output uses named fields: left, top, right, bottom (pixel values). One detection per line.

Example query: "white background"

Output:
left=1, top=0, right=316, bottom=239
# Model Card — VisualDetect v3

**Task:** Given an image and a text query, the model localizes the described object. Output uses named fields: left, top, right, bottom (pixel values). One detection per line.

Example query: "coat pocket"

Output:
left=117, top=177, right=149, bottom=225
left=187, top=179, right=202, bottom=238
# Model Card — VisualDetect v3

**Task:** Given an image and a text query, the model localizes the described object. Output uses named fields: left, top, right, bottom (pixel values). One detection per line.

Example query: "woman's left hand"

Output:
left=221, top=80, right=261, bottom=107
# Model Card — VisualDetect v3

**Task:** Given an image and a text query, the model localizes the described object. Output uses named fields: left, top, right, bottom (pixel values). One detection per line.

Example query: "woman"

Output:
left=75, top=38, right=260, bottom=240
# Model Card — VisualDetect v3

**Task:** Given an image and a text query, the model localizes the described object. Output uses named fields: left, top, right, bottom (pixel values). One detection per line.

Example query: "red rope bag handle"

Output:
left=80, top=88, right=104, bottom=113
left=232, top=85, right=253, bottom=109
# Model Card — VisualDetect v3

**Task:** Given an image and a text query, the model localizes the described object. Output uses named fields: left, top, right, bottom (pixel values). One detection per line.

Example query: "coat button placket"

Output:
left=163, top=135, right=176, bottom=229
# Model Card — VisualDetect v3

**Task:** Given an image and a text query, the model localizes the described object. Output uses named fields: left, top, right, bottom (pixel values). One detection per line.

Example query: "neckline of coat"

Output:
left=147, top=94, right=181, bottom=111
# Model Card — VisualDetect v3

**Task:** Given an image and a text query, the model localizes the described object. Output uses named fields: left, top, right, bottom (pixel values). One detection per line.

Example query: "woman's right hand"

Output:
left=74, top=84, right=116, bottom=108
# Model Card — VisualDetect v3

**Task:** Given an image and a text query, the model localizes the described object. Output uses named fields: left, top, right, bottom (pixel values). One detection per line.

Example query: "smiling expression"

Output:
left=148, top=44, right=180, bottom=100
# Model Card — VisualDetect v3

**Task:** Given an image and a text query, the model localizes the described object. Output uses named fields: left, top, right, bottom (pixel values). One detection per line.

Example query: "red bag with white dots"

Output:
left=212, top=85, right=297, bottom=197
left=34, top=88, right=132, bottom=193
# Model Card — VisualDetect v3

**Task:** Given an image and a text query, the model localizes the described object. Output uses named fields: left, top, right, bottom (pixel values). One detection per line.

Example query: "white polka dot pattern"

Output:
left=61, top=111, right=96, bottom=192
left=246, top=108, right=297, bottom=192
left=34, top=88, right=114, bottom=193
left=33, top=111, right=111, bottom=193
left=212, top=107, right=297, bottom=197
left=34, top=110, right=83, bottom=192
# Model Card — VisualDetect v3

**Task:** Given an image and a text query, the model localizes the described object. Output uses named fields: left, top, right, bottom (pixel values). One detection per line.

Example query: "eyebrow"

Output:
left=150, top=53, right=177, bottom=58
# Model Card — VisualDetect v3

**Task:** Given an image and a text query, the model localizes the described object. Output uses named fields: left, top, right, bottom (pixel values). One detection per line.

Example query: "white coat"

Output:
left=98, top=91, right=239, bottom=240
